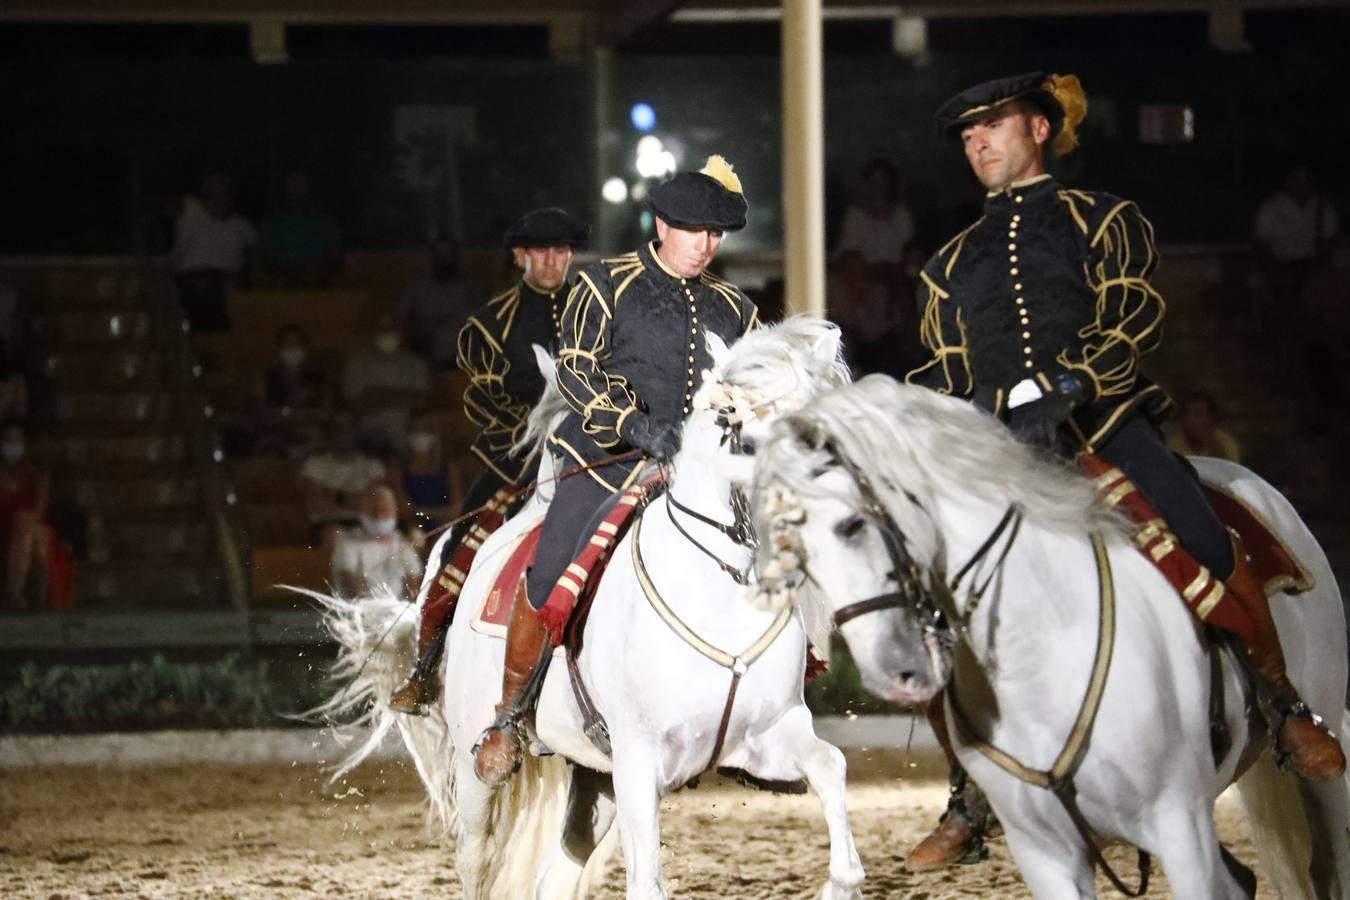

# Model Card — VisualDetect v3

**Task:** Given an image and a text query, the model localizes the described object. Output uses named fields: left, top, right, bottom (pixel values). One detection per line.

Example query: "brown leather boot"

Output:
left=905, top=696, right=992, bottom=870
left=389, top=632, right=445, bottom=717
left=473, top=581, right=551, bottom=786
left=1226, top=534, right=1346, bottom=781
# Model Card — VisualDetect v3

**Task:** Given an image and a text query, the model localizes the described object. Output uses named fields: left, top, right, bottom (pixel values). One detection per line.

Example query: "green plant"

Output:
left=0, top=653, right=328, bottom=734
left=804, top=638, right=901, bottom=717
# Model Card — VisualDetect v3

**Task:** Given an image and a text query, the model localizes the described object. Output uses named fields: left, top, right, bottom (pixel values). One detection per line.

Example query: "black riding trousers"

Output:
left=1092, top=415, right=1235, bottom=580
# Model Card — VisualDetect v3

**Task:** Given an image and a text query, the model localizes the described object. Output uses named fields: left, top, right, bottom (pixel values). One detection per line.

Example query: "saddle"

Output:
left=1081, top=454, right=1312, bottom=635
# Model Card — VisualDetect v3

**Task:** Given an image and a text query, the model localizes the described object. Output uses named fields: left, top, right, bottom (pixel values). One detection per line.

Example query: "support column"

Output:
left=781, top=0, right=825, bottom=317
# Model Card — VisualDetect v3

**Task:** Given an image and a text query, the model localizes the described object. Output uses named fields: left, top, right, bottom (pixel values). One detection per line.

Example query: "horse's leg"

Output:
left=453, top=752, right=498, bottom=899
left=1152, top=804, right=1249, bottom=900
left=999, top=824, right=1096, bottom=899
left=1299, top=776, right=1350, bottom=900
left=755, top=705, right=863, bottom=899
left=534, top=765, right=618, bottom=900
left=611, top=742, right=667, bottom=899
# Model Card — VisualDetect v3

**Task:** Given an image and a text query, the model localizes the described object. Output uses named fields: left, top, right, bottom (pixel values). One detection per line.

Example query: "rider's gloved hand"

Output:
left=1009, top=372, right=1091, bottom=450
left=622, top=413, right=681, bottom=460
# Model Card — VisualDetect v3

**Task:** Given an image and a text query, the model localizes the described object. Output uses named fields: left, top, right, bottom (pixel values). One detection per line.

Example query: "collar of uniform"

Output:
left=520, top=276, right=562, bottom=303
left=642, top=239, right=689, bottom=283
left=983, top=173, right=1058, bottom=213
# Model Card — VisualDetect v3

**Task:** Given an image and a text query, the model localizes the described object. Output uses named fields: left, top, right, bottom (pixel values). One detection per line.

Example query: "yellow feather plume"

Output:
left=700, top=155, right=743, bottom=194
left=1044, top=73, right=1087, bottom=158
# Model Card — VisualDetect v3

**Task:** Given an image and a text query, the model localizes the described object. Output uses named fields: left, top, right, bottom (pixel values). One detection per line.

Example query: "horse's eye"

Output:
left=739, top=436, right=756, bottom=455
left=834, top=515, right=866, bottom=540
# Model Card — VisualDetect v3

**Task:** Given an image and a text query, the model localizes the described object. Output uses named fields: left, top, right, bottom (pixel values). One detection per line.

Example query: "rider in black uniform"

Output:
left=472, top=157, right=760, bottom=785
left=904, top=71, right=1346, bottom=869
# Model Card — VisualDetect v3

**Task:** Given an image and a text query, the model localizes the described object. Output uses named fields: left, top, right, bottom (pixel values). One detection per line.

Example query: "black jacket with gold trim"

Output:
left=907, top=174, right=1170, bottom=451
left=551, top=240, right=759, bottom=492
left=457, top=279, right=567, bottom=483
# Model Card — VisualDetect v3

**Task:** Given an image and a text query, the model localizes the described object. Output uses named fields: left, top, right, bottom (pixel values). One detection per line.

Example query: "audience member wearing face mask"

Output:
left=398, top=417, right=457, bottom=534
left=330, top=483, right=421, bottom=600
left=0, top=421, right=51, bottom=610
left=342, top=314, right=430, bottom=456
left=255, top=323, right=332, bottom=458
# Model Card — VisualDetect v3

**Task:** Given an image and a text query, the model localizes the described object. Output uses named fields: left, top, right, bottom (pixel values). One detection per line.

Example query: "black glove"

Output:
left=1008, top=373, right=1091, bottom=450
left=622, top=414, right=680, bottom=460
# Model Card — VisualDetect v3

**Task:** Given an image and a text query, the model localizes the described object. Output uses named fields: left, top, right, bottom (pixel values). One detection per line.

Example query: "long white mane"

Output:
left=693, top=315, right=851, bottom=414
left=753, top=376, right=1126, bottom=595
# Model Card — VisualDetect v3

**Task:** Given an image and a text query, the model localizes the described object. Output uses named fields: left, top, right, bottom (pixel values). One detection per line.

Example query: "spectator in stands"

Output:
left=827, top=250, right=902, bottom=377
left=254, top=323, right=332, bottom=458
left=343, top=314, right=430, bottom=455
left=1254, top=163, right=1340, bottom=304
left=330, top=483, right=422, bottom=599
left=0, top=421, right=50, bottom=610
left=1167, top=390, right=1242, bottom=463
left=170, top=172, right=257, bottom=332
left=399, top=414, right=458, bottom=534
left=395, top=239, right=480, bottom=369
left=257, top=170, right=342, bottom=288
left=299, top=410, right=387, bottom=543
left=834, top=158, right=916, bottom=267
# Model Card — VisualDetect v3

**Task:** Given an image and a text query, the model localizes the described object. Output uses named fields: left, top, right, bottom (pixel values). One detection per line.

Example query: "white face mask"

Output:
left=280, top=346, right=307, bottom=368
left=375, top=333, right=400, bottom=355
left=408, top=433, right=437, bottom=456
left=0, top=440, right=23, bottom=464
left=361, top=515, right=398, bottom=537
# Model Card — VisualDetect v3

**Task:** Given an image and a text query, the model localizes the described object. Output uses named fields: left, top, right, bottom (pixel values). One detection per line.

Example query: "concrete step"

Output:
left=36, top=350, right=169, bottom=388
left=31, top=311, right=158, bottom=347
left=34, top=432, right=188, bottom=467
left=74, top=562, right=230, bottom=609
left=43, top=391, right=177, bottom=425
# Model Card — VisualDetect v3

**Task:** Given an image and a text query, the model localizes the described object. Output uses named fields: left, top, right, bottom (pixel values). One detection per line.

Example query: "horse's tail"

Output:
left=306, top=586, right=615, bottom=897
left=1234, top=749, right=1317, bottom=899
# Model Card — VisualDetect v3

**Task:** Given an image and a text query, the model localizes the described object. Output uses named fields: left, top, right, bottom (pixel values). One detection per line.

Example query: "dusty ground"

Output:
left=1, top=749, right=1274, bottom=898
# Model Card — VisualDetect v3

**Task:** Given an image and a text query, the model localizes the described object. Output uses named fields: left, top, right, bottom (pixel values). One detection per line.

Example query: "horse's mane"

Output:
left=758, top=375, right=1126, bottom=538
left=696, top=315, right=852, bottom=409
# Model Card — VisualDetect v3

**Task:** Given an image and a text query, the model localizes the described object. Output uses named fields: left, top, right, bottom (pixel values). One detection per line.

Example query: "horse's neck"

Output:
left=936, top=496, right=1106, bottom=746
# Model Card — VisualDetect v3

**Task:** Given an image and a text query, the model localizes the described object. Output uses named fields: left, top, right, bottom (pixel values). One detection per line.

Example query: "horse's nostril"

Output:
left=899, top=670, right=918, bottom=684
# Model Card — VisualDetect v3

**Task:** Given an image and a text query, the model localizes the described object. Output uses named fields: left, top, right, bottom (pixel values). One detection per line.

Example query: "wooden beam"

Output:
left=782, top=0, right=825, bottom=318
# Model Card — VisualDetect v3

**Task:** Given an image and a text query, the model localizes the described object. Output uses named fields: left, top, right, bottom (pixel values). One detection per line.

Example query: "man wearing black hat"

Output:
left=905, top=72, right=1344, bottom=868
left=472, top=156, right=759, bottom=785
left=389, top=207, right=589, bottom=715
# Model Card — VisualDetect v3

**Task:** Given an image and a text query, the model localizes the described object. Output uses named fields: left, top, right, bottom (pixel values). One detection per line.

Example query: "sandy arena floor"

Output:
left=1, top=749, right=1274, bottom=898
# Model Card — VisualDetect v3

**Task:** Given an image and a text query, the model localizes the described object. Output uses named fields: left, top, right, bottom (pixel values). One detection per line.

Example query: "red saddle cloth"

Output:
left=1081, top=454, right=1311, bottom=643
left=472, top=475, right=665, bottom=644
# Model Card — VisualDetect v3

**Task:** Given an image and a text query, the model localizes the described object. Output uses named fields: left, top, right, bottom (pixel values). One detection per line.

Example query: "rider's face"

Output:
left=655, top=219, right=724, bottom=279
left=961, top=105, right=1049, bottom=192
left=515, top=245, right=575, bottom=292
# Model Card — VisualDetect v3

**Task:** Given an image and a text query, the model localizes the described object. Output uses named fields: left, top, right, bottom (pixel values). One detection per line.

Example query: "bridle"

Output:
left=820, top=437, right=1022, bottom=644
left=662, top=405, right=760, bottom=585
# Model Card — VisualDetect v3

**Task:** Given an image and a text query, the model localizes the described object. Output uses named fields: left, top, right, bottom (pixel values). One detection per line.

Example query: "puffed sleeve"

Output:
left=1056, top=201, right=1165, bottom=401
left=457, top=316, right=529, bottom=452
left=554, top=271, right=641, bottom=450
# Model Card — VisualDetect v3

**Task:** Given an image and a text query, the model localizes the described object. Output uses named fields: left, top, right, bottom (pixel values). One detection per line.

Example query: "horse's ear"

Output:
left=532, top=344, right=557, bottom=388
left=810, top=325, right=842, bottom=368
left=704, top=331, right=731, bottom=368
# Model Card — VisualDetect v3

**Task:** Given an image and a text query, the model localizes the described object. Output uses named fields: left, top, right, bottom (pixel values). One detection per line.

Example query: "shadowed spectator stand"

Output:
left=171, top=173, right=256, bottom=333
left=256, top=171, right=342, bottom=289
left=10, top=263, right=240, bottom=611
left=330, top=483, right=421, bottom=600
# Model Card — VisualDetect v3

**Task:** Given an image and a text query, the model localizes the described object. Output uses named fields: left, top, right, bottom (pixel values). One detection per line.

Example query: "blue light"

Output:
left=630, top=103, right=656, bottom=132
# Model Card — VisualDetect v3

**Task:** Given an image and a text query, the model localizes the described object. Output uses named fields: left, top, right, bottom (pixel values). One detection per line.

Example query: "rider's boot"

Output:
left=906, top=694, right=994, bottom=870
left=389, top=625, right=448, bottom=716
left=1227, top=534, right=1345, bottom=781
left=389, top=580, right=459, bottom=715
left=473, top=580, right=552, bottom=786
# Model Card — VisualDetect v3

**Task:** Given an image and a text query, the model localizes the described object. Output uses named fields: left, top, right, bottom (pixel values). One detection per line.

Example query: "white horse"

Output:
left=749, top=374, right=1350, bottom=900
left=317, top=318, right=862, bottom=899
